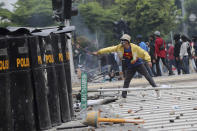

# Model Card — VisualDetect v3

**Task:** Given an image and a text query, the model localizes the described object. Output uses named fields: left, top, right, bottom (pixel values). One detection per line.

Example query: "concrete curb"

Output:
left=73, top=74, right=197, bottom=91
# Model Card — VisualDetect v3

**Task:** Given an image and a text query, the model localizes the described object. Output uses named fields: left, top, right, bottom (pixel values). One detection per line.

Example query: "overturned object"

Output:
left=83, top=111, right=144, bottom=127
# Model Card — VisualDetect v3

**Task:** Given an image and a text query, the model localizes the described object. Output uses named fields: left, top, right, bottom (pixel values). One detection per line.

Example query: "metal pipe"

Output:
left=88, top=85, right=197, bottom=92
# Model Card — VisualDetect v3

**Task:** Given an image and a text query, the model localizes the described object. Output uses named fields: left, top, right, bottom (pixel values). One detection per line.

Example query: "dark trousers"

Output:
left=144, top=61, right=154, bottom=77
left=181, top=56, right=189, bottom=74
left=169, top=59, right=175, bottom=72
left=151, top=59, right=157, bottom=76
left=122, top=64, right=157, bottom=98
left=175, top=58, right=181, bottom=75
left=175, top=57, right=187, bottom=74
left=156, top=57, right=173, bottom=76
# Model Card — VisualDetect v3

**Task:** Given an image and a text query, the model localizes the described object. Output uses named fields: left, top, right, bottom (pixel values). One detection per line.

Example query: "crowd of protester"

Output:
left=146, top=32, right=197, bottom=76
left=97, top=31, right=197, bottom=80
left=73, top=31, right=197, bottom=82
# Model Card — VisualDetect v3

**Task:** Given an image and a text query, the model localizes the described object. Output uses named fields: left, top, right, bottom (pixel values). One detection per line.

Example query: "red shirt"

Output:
left=155, top=37, right=166, bottom=58
left=123, top=52, right=133, bottom=59
left=167, top=45, right=174, bottom=60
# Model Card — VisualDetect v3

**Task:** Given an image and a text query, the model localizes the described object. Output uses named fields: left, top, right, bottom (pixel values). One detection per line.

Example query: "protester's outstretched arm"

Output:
left=92, top=45, right=118, bottom=56
left=92, top=51, right=98, bottom=56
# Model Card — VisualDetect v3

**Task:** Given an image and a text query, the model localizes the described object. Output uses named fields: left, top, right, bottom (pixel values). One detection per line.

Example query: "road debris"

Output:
left=193, top=107, right=197, bottom=110
left=169, top=111, right=175, bottom=115
left=169, top=119, right=174, bottom=123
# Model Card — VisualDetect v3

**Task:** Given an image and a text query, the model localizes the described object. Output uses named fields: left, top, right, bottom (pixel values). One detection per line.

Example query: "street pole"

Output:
left=180, top=0, right=188, bottom=36
left=95, top=30, right=99, bottom=49
left=64, top=19, right=79, bottom=84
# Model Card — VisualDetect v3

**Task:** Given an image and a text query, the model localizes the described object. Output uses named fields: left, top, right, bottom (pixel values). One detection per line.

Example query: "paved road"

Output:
left=55, top=74, right=197, bottom=131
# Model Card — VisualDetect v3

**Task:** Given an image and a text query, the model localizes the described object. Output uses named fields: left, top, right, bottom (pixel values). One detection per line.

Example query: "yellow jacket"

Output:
left=97, top=43, right=151, bottom=63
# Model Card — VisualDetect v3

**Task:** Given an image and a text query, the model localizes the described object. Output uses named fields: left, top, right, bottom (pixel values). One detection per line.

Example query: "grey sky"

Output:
left=1, top=0, right=18, bottom=11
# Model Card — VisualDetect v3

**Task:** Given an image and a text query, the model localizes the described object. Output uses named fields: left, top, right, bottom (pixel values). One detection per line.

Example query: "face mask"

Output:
left=121, top=40, right=128, bottom=45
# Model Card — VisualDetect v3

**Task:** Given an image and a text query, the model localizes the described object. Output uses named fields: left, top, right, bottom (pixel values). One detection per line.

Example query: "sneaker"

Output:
left=155, top=90, right=161, bottom=99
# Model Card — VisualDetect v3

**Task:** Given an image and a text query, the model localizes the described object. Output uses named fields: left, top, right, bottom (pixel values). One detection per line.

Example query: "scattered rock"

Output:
left=134, top=117, right=141, bottom=119
left=128, top=109, right=133, bottom=113
left=134, top=108, right=143, bottom=113
left=193, top=107, right=197, bottom=110
left=172, top=105, right=180, bottom=109
left=180, top=113, right=184, bottom=116
left=141, top=94, right=146, bottom=97
left=169, top=111, right=175, bottom=115
left=175, top=116, right=180, bottom=119
left=169, top=119, right=174, bottom=123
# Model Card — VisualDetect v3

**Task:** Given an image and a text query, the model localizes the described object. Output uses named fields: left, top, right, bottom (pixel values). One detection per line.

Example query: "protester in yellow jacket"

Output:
left=93, top=34, right=160, bottom=99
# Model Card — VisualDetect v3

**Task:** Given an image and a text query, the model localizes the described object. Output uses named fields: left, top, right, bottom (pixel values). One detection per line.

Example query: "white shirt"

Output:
left=180, top=41, right=189, bottom=59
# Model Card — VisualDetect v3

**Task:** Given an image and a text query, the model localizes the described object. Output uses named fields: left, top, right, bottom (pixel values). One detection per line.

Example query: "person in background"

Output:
left=113, top=52, right=124, bottom=80
left=173, top=34, right=182, bottom=75
left=180, top=35, right=190, bottom=74
left=187, top=37, right=196, bottom=73
left=73, top=44, right=81, bottom=68
left=154, top=31, right=174, bottom=76
left=192, top=36, right=197, bottom=70
left=92, top=34, right=160, bottom=99
left=167, top=42, right=175, bottom=72
left=148, top=35, right=157, bottom=76
left=136, top=35, right=154, bottom=77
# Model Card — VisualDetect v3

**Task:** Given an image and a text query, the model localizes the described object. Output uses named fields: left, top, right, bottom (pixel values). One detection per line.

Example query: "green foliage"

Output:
left=79, top=2, right=121, bottom=46
left=185, top=0, right=197, bottom=36
left=185, top=0, right=197, bottom=14
left=0, top=2, right=13, bottom=27
left=78, top=0, right=178, bottom=46
left=77, top=36, right=92, bottom=48
left=116, top=0, right=178, bottom=38
left=11, top=0, right=54, bottom=27
left=79, top=2, right=119, bottom=31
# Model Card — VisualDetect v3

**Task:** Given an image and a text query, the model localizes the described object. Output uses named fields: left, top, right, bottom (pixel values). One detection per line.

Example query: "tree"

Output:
left=116, top=0, right=178, bottom=39
left=185, top=0, right=197, bottom=37
left=11, top=0, right=55, bottom=27
left=78, top=2, right=120, bottom=46
left=0, top=2, right=13, bottom=27
left=78, top=0, right=179, bottom=46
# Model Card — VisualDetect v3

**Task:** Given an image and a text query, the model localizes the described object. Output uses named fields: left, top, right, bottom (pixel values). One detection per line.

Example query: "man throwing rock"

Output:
left=92, top=34, right=160, bottom=99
